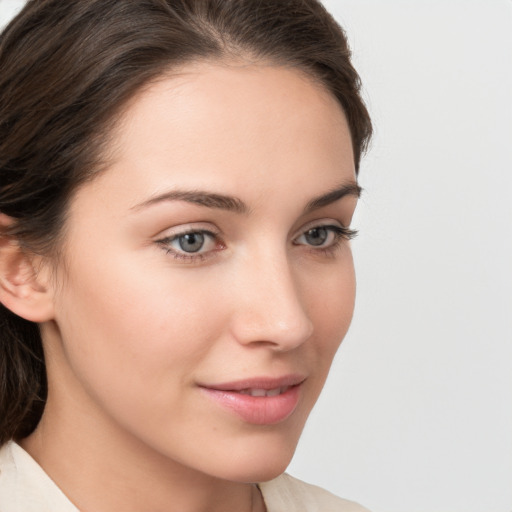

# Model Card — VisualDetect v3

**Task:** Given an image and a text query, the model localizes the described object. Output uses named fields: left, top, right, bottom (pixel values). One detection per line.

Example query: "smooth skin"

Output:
left=8, top=61, right=358, bottom=512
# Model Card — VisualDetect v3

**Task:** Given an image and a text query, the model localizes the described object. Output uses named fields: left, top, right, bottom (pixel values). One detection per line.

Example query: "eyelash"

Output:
left=295, top=225, right=358, bottom=260
left=156, top=229, right=222, bottom=262
left=156, top=225, right=358, bottom=263
left=296, top=224, right=358, bottom=248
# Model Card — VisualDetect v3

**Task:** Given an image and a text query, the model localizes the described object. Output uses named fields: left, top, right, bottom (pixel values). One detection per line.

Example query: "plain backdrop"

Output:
left=1, top=1, right=511, bottom=512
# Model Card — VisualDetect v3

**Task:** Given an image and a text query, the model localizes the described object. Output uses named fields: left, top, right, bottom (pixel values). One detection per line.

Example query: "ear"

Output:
left=0, top=214, right=55, bottom=322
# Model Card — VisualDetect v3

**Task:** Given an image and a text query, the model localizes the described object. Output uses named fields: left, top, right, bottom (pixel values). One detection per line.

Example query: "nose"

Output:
left=228, top=250, right=314, bottom=352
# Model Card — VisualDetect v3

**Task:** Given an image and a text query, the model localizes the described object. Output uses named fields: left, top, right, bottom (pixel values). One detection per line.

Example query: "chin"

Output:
left=203, top=400, right=315, bottom=483
left=219, top=453, right=294, bottom=484
left=208, top=428, right=303, bottom=484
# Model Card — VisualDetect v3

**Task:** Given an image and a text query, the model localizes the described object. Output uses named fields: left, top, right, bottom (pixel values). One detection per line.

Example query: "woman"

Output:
left=0, top=1, right=372, bottom=510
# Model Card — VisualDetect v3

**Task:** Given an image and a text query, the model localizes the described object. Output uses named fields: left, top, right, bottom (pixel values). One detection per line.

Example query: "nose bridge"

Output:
left=230, top=243, right=314, bottom=350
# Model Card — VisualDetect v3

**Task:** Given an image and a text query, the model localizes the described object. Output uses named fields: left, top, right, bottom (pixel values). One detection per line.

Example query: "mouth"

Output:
left=198, top=375, right=306, bottom=425
left=238, top=386, right=292, bottom=397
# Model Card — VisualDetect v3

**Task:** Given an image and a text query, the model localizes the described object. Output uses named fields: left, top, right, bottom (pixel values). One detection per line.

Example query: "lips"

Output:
left=199, top=375, right=305, bottom=425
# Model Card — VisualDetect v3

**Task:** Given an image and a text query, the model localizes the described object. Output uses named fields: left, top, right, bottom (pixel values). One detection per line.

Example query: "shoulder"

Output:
left=259, top=473, right=370, bottom=512
left=0, top=441, right=78, bottom=512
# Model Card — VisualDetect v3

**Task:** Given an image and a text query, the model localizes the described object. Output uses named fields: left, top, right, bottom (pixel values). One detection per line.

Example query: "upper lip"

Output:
left=199, top=374, right=307, bottom=391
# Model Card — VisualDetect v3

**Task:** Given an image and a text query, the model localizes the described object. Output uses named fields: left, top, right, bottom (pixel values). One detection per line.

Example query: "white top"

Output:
left=0, top=441, right=369, bottom=512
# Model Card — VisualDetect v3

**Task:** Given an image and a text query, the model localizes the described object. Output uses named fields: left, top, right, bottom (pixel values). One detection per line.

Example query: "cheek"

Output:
left=52, top=253, right=226, bottom=407
left=303, top=250, right=356, bottom=364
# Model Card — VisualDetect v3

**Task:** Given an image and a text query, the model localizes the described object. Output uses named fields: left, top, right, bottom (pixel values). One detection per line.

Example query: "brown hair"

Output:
left=0, top=0, right=372, bottom=445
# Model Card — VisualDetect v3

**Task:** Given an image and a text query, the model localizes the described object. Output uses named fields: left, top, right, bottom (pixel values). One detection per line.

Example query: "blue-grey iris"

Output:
left=178, top=233, right=205, bottom=253
left=304, top=227, right=328, bottom=246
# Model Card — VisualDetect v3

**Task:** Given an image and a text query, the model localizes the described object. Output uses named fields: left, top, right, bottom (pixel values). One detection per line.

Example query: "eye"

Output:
left=156, top=229, right=223, bottom=261
left=300, top=227, right=331, bottom=246
left=294, top=224, right=357, bottom=249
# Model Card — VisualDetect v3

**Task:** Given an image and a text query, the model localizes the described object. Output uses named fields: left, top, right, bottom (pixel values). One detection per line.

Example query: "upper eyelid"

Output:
left=292, top=218, right=347, bottom=238
left=154, top=223, right=221, bottom=240
left=294, top=224, right=356, bottom=241
left=154, top=219, right=350, bottom=240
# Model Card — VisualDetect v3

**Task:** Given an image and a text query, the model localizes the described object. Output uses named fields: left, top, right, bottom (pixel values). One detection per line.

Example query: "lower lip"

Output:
left=200, top=385, right=302, bottom=425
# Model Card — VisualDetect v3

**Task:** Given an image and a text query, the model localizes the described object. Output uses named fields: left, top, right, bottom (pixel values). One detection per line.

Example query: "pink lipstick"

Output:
left=199, top=375, right=305, bottom=425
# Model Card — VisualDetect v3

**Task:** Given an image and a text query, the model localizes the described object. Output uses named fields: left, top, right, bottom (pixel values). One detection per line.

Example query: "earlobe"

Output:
left=0, top=214, right=55, bottom=323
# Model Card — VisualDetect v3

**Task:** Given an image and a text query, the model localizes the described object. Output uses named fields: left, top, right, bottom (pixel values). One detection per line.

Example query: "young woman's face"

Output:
left=44, top=61, right=358, bottom=482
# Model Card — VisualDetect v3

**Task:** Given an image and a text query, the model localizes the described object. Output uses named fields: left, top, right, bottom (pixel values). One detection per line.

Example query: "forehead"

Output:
left=75, top=61, right=355, bottom=214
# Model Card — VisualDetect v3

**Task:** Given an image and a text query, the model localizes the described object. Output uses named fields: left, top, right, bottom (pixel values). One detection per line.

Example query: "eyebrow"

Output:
left=303, top=182, right=362, bottom=213
left=132, top=190, right=248, bottom=214
left=131, top=181, right=361, bottom=214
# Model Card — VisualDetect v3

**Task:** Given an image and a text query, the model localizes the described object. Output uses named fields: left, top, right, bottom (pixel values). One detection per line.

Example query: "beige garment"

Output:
left=0, top=441, right=369, bottom=512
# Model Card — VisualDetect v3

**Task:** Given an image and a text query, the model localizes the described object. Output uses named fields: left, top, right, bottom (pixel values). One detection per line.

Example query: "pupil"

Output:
left=305, top=227, right=327, bottom=246
left=178, top=233, right=204, bottom=253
